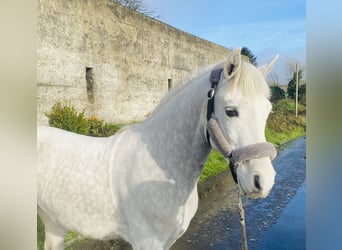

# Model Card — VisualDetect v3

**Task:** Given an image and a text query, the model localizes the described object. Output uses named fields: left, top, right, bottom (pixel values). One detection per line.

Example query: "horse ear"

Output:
left=223, top=48, right=242, bottom=79
left=258, top=55, right=279, bottom=77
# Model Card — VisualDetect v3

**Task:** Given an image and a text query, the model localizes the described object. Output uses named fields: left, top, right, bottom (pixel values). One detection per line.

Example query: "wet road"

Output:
left=172, top=136, right=306, bottom=250
left=256, top=180, right=306, bottom=250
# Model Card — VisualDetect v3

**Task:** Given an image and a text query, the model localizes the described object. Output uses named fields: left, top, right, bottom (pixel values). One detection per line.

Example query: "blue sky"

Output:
left=145, top=0, right=306, bottom=84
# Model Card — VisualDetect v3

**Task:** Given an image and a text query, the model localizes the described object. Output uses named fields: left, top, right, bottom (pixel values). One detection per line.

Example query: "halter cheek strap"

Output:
left=206, top=67, right=224, bottom=147
left=206, top=67, right=277, bottom=183
left=206, top=67, right=223, bottom=120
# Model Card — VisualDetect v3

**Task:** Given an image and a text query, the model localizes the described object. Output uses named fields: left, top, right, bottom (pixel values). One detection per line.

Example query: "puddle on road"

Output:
left=256, top=181, right=306, bottom=250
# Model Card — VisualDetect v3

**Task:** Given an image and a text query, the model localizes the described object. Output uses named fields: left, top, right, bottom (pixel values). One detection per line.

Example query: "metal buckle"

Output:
left=207, top=88, right=215, bottom=99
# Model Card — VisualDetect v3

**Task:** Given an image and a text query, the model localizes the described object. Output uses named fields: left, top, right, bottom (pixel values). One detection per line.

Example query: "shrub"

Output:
left=87, top=115, right=108, bottom=137
left=45, top=103, right=122, bottom=137
left=88, top=116, right=123, bottom=137
left=45, top=102, right=90, bottom=135
left=265, top=99, right=306, bottom=145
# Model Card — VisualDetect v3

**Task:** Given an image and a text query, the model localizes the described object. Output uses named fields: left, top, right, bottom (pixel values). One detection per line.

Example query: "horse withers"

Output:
left=37, top=48, right=278, bottom=250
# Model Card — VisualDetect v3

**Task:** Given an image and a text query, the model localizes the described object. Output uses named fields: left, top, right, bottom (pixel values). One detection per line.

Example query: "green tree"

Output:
left=298, top=83, right=306, bottom=105
left=270, top=86, right=286, bottom=103
left=241, top=47, right=257, bottom=66
left=287, top=69, right=303, bottom=99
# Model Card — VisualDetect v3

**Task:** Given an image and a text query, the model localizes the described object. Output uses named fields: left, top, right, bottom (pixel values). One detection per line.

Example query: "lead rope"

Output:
left=238, top=187, right=248, bottom=250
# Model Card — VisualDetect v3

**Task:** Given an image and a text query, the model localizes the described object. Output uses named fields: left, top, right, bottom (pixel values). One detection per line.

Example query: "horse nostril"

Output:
left=254, top=175, right=261, bottom=191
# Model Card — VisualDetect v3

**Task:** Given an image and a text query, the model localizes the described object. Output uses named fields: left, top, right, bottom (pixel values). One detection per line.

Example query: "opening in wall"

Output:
left=86, top=67, right=94, bottom=104
left=168, top=79, right=172, bottom=91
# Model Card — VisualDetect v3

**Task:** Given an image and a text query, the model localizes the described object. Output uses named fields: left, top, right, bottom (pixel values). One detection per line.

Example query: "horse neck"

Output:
left=136, top=74, right=212, bottom=183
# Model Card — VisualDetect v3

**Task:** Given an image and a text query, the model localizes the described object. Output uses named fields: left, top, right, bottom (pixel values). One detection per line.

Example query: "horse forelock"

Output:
left=226, top=61, right=271, bottom=101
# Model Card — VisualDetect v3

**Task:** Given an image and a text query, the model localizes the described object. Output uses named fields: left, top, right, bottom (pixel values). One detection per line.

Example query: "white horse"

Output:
left=38, top=48, right=278, bottom=250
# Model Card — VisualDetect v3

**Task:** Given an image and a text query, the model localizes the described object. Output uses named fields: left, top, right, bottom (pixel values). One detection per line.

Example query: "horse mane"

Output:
left=147, top=59, right=270, bottom=121
left=227, top=60, right=271, bottom=100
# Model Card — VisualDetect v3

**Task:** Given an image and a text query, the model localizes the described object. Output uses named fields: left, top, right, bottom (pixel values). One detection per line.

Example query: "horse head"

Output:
left=209, top=48, right=279, bottom=198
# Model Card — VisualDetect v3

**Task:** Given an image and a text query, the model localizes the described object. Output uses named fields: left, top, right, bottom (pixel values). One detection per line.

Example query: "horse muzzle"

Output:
left=207, top=117, right=277, bottom=188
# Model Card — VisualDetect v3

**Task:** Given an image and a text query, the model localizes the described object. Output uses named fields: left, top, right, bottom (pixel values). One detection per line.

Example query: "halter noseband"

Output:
left=206, top=67, right=277, bottom=183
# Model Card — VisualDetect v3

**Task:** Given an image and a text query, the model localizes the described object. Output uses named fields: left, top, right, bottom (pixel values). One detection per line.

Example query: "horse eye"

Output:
left=225, top=108, right=238, bottom=117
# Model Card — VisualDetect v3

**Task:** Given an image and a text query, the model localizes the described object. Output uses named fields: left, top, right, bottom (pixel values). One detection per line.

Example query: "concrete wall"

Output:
left=37, top=0, right=231, bottom=124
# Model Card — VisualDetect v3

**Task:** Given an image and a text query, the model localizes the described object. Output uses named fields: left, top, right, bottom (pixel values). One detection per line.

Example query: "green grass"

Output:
left=199, top=150, right=227, bottom=183
left=37, top=216, right=45, bottom=250
left=106, top=123, right=126, bottom=133
left=265, top=126, right=304, bottom=146
left=65, top=231, right=79, bottom=243
left=265, top=99, right=306, bottom=146
left=37, top=215, right=82, bottom=250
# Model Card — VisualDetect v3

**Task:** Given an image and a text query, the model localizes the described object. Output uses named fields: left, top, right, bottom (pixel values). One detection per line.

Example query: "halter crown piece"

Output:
left=206, top=66, right=277, bottom=183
